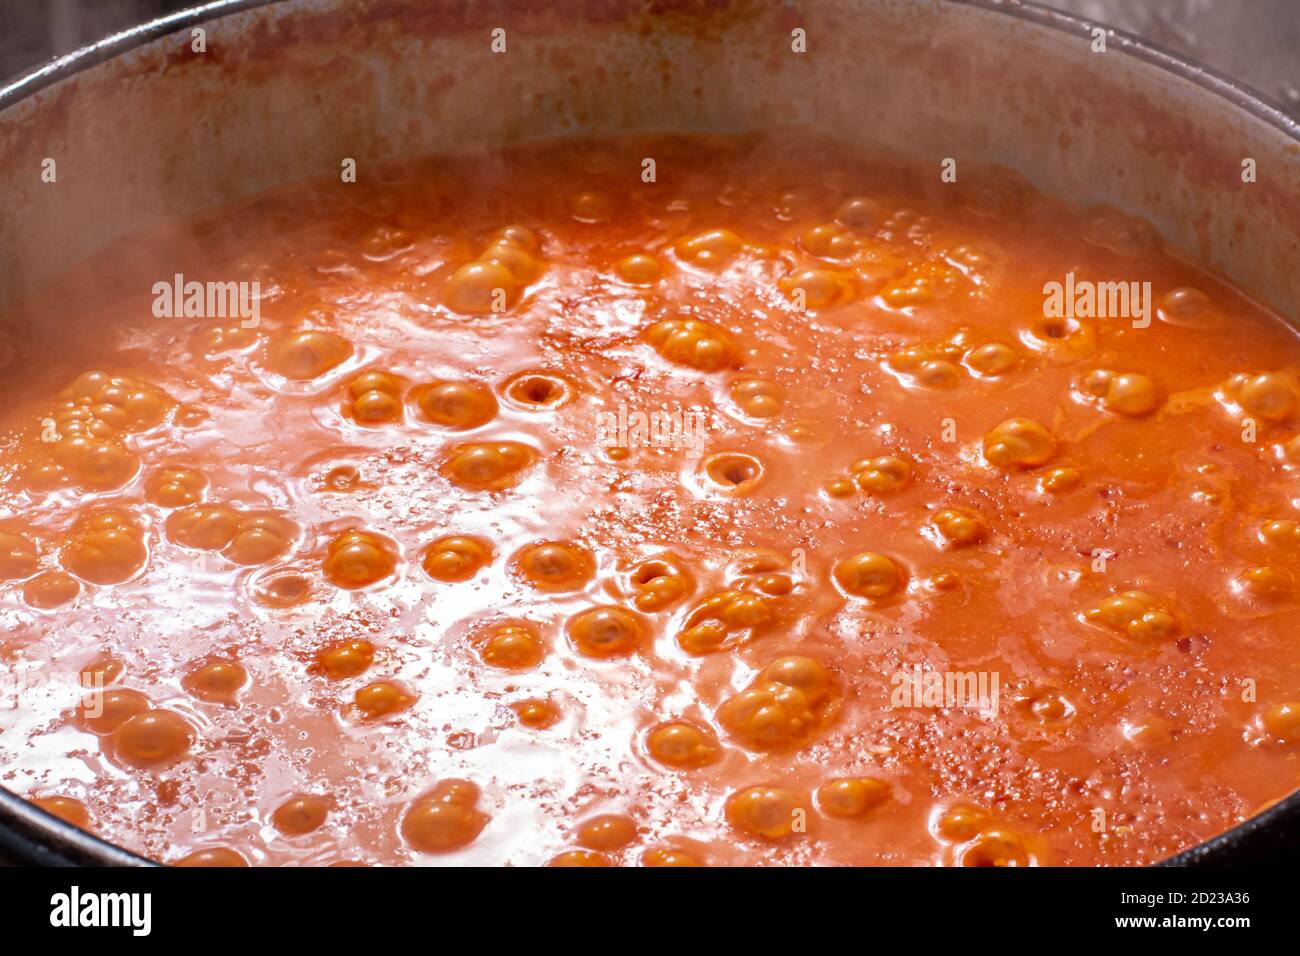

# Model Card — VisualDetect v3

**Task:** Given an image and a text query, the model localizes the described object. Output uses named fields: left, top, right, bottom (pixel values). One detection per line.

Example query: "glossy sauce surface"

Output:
left=2, top=134, right=1300, bottom=866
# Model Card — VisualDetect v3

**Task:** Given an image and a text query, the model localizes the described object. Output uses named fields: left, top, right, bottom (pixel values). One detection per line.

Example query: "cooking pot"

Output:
left=1, top=0, right=1298, bottom=866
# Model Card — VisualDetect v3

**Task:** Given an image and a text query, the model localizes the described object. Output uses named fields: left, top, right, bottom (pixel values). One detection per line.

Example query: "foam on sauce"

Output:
left=2, top=133, right=1299, bottom=866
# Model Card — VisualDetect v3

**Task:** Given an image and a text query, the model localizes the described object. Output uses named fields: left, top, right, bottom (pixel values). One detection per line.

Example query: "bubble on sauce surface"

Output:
left=400, top=780, right=490, bottom=853
left=502, top=370, right=573, bottom=410
left=414, top=380, right=499, bottom=430
left=174, top=847, right=250, bottom=867
left=510, top=540, right=593, bottom=592
left=323, top=530, right=398, bottom=589
left=675, top=588, right=777, bottom=655
left=725, top=785, right=806, bottom=840
left=269, top=329, right=352, bottom=380
left=62, top=508, right=148, bottom=585
left=645, top=720, right=719, bottom=769
left=644, top=318, right=735, bottom=372
left=422, top=535, right=493, bottom=582
left=718, top=656, right=835, bottom=752
left=110, top=709, right=194, bottom=768
left=833, top=551, right=906, bottom=602
left=441, top=441, right=536, bottom=491
left=567, top=605, right=646, bottom=659
left=33, top=795, right=91, bottom=829
left=476, top=620, right=546, bottom=670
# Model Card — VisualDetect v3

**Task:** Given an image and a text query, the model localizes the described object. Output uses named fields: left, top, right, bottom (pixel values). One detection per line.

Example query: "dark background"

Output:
left=2, top=0, right=1300, bottom=119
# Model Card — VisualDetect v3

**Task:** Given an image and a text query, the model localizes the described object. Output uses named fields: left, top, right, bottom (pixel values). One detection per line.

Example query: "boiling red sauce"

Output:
left=2, top=133, right=1299, bottom=866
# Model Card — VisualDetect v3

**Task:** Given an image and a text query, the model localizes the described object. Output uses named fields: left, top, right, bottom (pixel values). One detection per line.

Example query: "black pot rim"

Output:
left=2, top=0, right=1299, bottom=867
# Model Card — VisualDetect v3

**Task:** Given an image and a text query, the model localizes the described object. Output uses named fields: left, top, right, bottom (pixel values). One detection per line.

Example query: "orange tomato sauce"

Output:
left=2, top=133, right=1300, bottom=866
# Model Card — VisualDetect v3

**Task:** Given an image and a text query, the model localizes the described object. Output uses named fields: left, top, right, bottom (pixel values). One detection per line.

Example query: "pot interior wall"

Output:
left=1, top=0, right=1299, bottom=324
